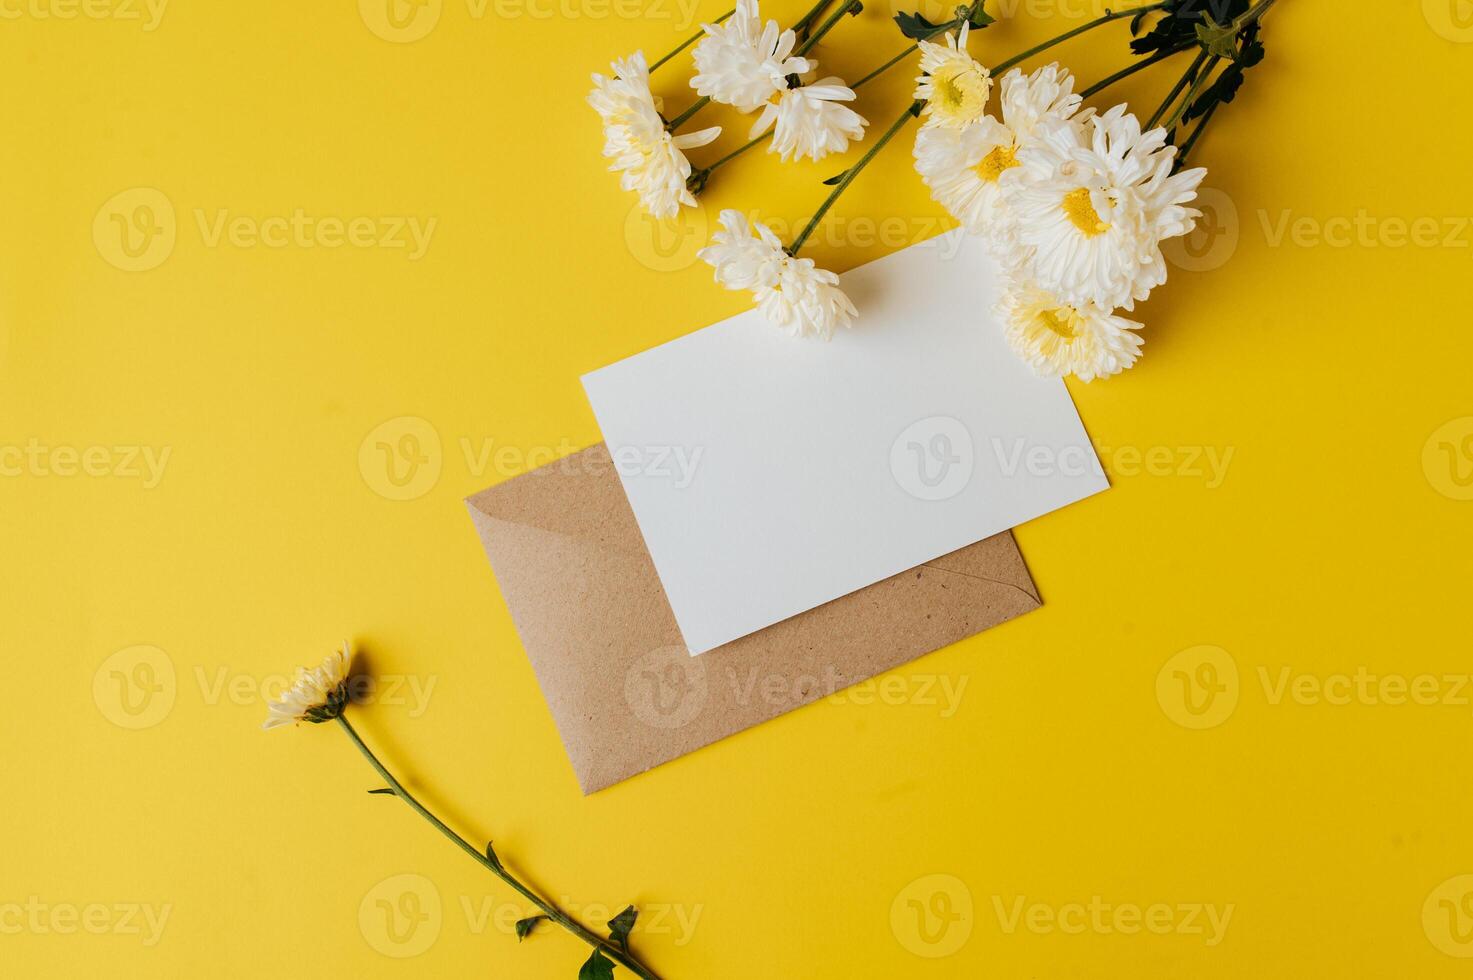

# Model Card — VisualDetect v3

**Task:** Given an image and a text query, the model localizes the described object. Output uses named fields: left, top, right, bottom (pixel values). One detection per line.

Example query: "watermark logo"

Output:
left=1422, top=417, right=1473, bottom=501
left=1156, top=645, right=1238, bottom=729
left=0, top=899, right=172, bottom=946
left=1164, top=187, right=1238, bottom=272
left=359, top=416, right=443, bottom=501
left=359, top=874, right=442, bottom=957
left=891, top=416, right=974, bottom=501
left=1424, top=0, right=1473, bottom=41
left=891, top=874, right=973, bottom=958
left=93, top=188, right=176, bottom=272
left=0, top=440, right=172, bottom=487
left=93, top=645, right=177, bottom=730
left=359, top=0, right=442, bottom=41
left=992, top=895, right=1233, bottom=944
left=624, top=201, right=709, bottom=273
left=624, top=645, right=708, bottom=729
left=1424, top=875, right=1473, bottom=956
left=0, top=0, right=168, bottom=29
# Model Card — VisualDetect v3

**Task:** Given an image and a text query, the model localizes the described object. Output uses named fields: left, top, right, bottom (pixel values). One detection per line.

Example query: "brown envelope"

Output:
left=466, top=444, right=1041, bottom=794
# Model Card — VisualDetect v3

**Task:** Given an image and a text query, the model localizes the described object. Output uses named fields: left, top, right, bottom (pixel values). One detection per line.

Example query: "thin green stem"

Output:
left=791, top=0, right=836, bottom=37
left=336, top=716, right=660, bottom=980
left=1175, top=95, right=1219, bottom=165
left=666, top=96, right=710, bottom=131
left=1077, top=43, right=1186, bottom=100
left=1146, top=47, right=1207, bottom=129
left=788, top=102, right=916, bottom=255
left=1163, top=53, right=1219, bottom=133
left=649, top=9, right=732, bottom=72
left=990, top=1, right=1168, bottom=76
left=793, top=0, right=861, bottom=56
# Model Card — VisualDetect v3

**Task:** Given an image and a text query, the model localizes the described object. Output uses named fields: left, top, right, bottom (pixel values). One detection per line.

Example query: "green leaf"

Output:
left=484, top=841, right=504, bottom=872
left=966, top=5, right=994, bottom=29
left=821, top=170, right=848, bottom=186
left=367, top=787, right=396, bottom=795
left=1194, top=15, right=1239, bottom=59
left=514, top=915, right=548, bottom=941
left=607, top=906, right=637, bottom=952
left=578, top=948, right=616, bottom=980
left=893, top=10, right=941, bottom=39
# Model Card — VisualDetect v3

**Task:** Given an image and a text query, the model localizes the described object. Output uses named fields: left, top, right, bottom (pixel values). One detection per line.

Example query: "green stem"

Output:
left=1175, top=95, right=1219, bottom=166
left=1076, top=43, right=1187, bottom=101
left=788, top=102, right=916, bottom=255
left=791, top=0, right=836, bottom=37
left=1146, top=47, right=1207, bottom=129
left=666, top=97, right=710, bottom=131
left=649, top=9, right=732, bottom=72
left=990, top=1, right=1168, bottom=76
left=793, top=0, right=860, bottom=56
left=336, top=716, right=660, bottom=980
left=1163, top=53, right=1219, bottom=133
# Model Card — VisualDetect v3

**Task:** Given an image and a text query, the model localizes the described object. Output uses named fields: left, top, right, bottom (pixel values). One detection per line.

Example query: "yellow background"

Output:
left=4, top=0, right=1473, bottom=975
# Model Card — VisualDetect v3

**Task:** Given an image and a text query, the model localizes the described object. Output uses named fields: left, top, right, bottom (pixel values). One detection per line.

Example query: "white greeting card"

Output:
left=582, top=230, right=1108, bottom=655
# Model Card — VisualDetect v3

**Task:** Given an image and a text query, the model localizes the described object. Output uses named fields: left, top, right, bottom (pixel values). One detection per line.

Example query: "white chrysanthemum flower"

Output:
left=589, top=52, right=722, bottom=218
left=691, top=0, right=812, bottom=113
left=913, top=24, right=991, bottom=129
left=263, top=642, right=353, bottom=729
left=914, top=63, right=1083, bottom=241
left=698, top=209, right=856, bottom=339
left=1004, top=103, right=1206, bottom=310
left=999, top=280, right=1143, bottom=381
left=750, top=79, right=867, bottom=162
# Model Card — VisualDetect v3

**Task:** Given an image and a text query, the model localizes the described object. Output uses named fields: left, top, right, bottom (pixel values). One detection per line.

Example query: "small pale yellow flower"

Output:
left=263, top=642, right=352, bottom=729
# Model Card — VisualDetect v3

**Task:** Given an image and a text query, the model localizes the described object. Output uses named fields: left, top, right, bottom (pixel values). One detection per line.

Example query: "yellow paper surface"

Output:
left=4, top=0, right=1473, bottom=976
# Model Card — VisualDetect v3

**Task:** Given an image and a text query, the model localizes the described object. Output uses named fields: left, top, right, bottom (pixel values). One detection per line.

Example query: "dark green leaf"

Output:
left=821, top=170, right=848, bottom=185
left=1131, top=0, right=1250, bottom=56
left=607, top=906, right=637, bottom=952
left=514, top=915, right=548, bottom=941
left=578, top=948, right=616, bottom=980
left=367, top=787, right=396, bottom=795
left=484, top=841, right=503, bottom=872
left=966, top=5, right=994, bottom=29
left=893, top=10, right=942, bottom=39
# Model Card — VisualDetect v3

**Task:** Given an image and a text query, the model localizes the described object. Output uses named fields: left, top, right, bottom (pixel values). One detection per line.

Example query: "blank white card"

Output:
left=582, top=230, right=1109, bottom=655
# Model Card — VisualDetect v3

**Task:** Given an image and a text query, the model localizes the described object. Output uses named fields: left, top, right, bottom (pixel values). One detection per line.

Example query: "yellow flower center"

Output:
left=1062, top=187, right=1109, bottom=237
left=975, top=143, right=1019, bottom=183
left=1036, top=306, right=1079, bottom=340
left=930, top=62, right=987, bottom=122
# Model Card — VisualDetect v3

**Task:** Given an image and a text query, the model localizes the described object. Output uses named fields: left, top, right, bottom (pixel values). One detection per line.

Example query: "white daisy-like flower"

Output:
left=913, top=24, right=991, bottom=130
left=589, top=52, right=722, bottom=219
left=750, top=78, right=867, bottom=162
left=998, top=279, right=1143, bottom=381
left=913, top=63, right=1083, bottom=240
left=698, top=209, right=856, bottom=339
left=690, top=0, right=812, bottom=113
left=1004, top=102, right=1206, bottom=310
left=263, top=642, right=353, bottom=730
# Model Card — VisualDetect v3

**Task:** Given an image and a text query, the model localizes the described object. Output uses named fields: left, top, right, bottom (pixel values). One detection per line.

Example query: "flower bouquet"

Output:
left=591, top=0, right=1277, bottom=379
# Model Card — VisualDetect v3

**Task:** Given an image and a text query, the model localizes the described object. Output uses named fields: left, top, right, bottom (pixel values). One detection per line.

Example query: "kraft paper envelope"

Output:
left=467, top=443, right=1041, bottom=794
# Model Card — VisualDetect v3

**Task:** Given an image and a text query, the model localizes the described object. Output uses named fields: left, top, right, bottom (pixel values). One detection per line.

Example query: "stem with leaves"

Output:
left=338, top=716, right=660, bottom=980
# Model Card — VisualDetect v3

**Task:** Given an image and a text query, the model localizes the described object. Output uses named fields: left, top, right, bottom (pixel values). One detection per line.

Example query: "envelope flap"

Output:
left=466, top=445, right=647, bottom=559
